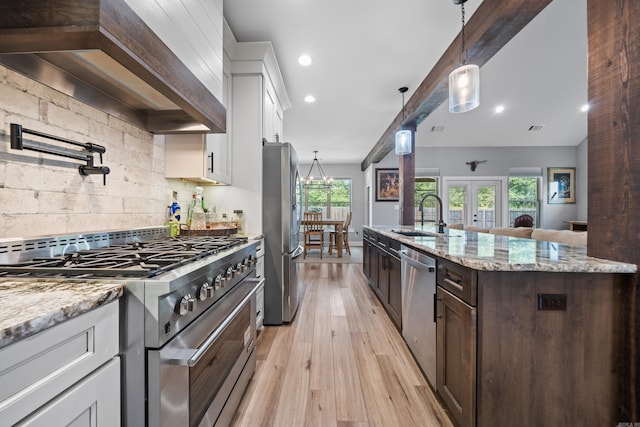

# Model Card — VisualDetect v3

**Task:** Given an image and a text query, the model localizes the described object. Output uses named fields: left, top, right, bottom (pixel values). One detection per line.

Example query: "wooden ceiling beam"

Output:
left=361, top=0, right=554, bottom=171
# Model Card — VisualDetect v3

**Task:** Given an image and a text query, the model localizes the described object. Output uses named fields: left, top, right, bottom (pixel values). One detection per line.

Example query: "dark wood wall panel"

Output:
left=587, top=0, right=640, bottom=419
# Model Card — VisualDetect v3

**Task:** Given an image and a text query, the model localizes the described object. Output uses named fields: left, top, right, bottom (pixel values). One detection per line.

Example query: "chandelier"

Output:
left=303, top=151, right=332, bottom=190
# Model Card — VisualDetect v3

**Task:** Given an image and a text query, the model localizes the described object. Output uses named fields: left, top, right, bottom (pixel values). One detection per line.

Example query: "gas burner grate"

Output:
left=0, top=234, right=248, bottom=278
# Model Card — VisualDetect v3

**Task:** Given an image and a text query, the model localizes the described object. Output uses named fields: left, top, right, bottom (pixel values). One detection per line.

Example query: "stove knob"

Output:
left=214, top=274, right=223, bottom=290
left=199, top=283, right=214, bottom=300
left=226, top=266, right=234, bottom=280
left=177, top=294, right=197, bottom=316
left=240, top=259, right=248, bottom=272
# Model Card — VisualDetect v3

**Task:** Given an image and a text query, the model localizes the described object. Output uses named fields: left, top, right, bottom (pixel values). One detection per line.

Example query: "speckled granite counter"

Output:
left=0, top=280, right=123, bottom=349
left=367, top=225, right=637, bottom=273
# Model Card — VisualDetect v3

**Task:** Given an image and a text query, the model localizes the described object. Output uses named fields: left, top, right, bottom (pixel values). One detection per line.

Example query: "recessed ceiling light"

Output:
left=304, top=95, right=316, bottom=103
left=298, top=55, right=312, bottom=66
left=581, top=104, right=589, bottom=112
left=495, top=105, right=505, bottom=113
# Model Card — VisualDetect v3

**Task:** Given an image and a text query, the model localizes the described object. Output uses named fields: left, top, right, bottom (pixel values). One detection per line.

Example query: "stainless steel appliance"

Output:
left=0, top=227, right=261, bottom=426
left=400, top=245, right=437, bottom=388
left=262, top=141, right=303, bottom=324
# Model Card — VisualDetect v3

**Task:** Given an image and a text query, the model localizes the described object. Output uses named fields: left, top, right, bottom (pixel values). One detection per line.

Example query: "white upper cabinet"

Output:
left=263, top=77, right=284, bottom=143
left=124, top=0, right=224, bottom=102
left=164, top=37, right=232, bottom=185
left=165, top=133, right=231, bottom=185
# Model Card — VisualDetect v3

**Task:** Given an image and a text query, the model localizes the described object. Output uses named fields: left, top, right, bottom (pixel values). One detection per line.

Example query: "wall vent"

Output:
left=528, top=125, right=545, bottom=131
left=431, top=126, right=445, bottom=132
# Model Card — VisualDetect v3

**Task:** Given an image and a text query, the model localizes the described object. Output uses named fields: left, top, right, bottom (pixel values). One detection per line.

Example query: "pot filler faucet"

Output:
left=419, top=193, right=446, bottom=233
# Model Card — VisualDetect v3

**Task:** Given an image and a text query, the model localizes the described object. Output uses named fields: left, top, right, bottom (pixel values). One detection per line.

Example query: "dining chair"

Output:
left=514, top=214, right=534, bottom=228
left=303, top=212, right=324, bottom=258
left=329, top=212, right=352, bottom=256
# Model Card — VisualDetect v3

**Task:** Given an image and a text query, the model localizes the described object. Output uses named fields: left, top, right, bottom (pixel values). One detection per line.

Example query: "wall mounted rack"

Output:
left=9, top=123, right=110, bottom=185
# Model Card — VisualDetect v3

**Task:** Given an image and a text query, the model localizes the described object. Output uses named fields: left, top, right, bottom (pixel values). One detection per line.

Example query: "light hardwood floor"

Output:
left=231, top=263, right=453, bottom=426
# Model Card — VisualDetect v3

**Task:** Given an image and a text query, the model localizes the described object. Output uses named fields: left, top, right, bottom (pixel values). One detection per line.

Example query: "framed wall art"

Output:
left=375, top=168, right=400, bottom=202
left=547, top=167, right=576, bottom=204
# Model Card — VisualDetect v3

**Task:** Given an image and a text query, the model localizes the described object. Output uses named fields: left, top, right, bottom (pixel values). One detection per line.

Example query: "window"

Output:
left=508, top=176, right=539, bottom=227
left=304, top=178, right=351, bottom=221
left=414, top=177, right=439, bottom=227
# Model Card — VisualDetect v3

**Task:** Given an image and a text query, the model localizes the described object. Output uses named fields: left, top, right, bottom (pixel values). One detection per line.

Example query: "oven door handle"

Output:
left=165, top=277, right=265, bottom=367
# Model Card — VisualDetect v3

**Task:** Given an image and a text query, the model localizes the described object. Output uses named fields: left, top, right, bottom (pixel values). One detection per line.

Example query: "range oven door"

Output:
left=147, top=277, right=263, bottom=427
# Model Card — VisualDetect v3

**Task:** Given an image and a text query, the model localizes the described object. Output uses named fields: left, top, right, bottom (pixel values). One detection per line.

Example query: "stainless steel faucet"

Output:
left=418, top=193, right=446, bottom=233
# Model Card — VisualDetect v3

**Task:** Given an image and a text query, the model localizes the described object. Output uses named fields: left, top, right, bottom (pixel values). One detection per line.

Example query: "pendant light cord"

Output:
left=401, top=91, right=405, bottom=124
left=460, top=3, right=466, bottom=65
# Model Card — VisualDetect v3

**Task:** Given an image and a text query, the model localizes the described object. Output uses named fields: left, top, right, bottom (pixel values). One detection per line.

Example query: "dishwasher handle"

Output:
left=399, top=250, right=436, bottom=272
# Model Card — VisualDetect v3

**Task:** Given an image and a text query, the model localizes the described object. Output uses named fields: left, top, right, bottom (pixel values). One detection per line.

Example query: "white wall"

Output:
left=368, top=144, right=585, bottom=230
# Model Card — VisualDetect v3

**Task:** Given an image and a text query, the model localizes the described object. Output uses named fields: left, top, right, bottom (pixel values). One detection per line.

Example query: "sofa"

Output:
left=450, top=224, right=587, bottom=246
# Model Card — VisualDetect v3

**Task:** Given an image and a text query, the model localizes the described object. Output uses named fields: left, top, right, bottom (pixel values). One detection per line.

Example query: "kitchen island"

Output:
left=364, top=225, right=636, bottom=427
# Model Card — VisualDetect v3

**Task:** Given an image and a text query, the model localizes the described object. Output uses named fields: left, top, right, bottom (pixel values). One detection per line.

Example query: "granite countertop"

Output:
left=367, top=225, right=637, bottom=274
left=0, top=280, right=123, bottom=349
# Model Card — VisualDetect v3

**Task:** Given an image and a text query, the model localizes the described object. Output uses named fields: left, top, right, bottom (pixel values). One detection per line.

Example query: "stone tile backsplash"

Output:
left=0, top=65, right=196, bottom=238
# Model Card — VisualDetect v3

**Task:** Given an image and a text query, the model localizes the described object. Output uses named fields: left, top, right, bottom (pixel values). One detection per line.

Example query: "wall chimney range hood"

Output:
left=0, top=0, right=226, bottom=134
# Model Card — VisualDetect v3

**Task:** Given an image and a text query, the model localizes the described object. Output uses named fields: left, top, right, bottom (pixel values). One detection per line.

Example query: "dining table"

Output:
left=301, top=218, right=345, bottom=257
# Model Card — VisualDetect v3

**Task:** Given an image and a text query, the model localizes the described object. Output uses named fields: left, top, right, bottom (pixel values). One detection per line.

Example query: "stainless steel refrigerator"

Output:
left=262, top=141, right=303, bottom=324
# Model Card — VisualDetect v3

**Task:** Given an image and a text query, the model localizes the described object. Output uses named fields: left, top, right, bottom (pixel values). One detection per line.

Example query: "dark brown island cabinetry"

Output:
left=363, top=229, right=402, bottom=330
left=435, top=257, right=623, bottom=427
left=436, top=259, right=477, bottom=427
left=363, top=228, right=630, bottom=427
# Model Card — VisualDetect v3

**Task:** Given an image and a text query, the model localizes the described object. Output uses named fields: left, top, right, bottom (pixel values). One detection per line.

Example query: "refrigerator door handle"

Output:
left=291, top=245, right=304, bottom=258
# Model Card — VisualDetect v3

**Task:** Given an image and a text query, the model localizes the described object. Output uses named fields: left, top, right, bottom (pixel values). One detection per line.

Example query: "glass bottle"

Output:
left=233, top=209, right=245, bottom=234
left=187, top=193, right=196, bottom=228
left=170, top=191, right=181, bottom=222
left=169, top=191, right=181, bottom=236
left=191, top=186, right=206, bottom=230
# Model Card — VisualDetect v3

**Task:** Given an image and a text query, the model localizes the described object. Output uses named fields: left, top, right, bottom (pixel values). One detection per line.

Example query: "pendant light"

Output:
left=449, top=0, right=480, bottom=113
left=395, top=86, right=412, bottom=155
left=303, top=150, right=332, bottom=190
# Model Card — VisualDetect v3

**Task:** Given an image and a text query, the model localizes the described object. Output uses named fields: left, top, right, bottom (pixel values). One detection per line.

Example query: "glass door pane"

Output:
left=444, top=180, right=502, bottom=227
left=474, top=183, right=498, bottom=228
left=447, top=184, right=467, bottom=226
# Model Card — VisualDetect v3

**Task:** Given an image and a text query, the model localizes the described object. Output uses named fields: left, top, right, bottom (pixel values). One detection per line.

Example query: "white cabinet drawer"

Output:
left=16, top=357, right=120, bottom=427
left=0, top=302, right=119, bottom=426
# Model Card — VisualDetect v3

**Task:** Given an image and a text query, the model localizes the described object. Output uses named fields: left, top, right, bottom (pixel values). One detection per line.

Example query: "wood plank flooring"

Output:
left=231, top=263, right=453, bottom=427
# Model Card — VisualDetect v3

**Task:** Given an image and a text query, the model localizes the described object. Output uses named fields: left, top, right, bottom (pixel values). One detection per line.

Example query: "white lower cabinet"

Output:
left=0, top=301, right=120, bottom=426
left=16, top=358, right=120, bottom=427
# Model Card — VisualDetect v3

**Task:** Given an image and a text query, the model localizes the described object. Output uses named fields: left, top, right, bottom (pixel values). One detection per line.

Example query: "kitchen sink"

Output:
left=392, top=229, right=434, bottom=237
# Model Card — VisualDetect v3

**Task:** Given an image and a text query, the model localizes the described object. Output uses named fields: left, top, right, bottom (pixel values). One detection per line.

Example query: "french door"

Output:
left=442, top=179, right=505, bottom=228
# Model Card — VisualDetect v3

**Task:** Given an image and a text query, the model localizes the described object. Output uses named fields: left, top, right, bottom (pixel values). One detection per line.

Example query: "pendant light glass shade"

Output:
left=395, top=129, right=412, bottom=155
left=449, top=63, right=480, bottom=113
left=395, top=86, right=412, bottom=155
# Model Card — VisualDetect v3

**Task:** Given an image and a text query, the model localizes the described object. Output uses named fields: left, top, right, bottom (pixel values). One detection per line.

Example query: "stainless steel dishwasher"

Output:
left=400, top=245, right=437, bottom=389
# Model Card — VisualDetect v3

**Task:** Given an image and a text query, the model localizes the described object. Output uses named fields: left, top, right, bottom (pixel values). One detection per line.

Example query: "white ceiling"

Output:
left=223, top=0, right=587, bottom=165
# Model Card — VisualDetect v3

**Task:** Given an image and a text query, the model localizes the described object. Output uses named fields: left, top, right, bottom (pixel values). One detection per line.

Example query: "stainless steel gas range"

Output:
left=0, top=227, right=262, bottom=427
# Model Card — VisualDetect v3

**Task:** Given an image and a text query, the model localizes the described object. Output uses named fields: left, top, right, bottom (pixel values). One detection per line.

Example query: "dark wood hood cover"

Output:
left=0, top=0, right=226, bottom=134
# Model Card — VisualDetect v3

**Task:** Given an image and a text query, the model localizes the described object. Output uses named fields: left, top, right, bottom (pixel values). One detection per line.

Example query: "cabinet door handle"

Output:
left=444, top=277, right=464, bottom=293
left=208, top=152, right=214, bottom=173
left=435, top=295, right=443, bottom=320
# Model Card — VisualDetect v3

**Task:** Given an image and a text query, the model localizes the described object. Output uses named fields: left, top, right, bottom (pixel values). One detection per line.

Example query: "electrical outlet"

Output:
left=538, top=293, right=567, bottom=311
